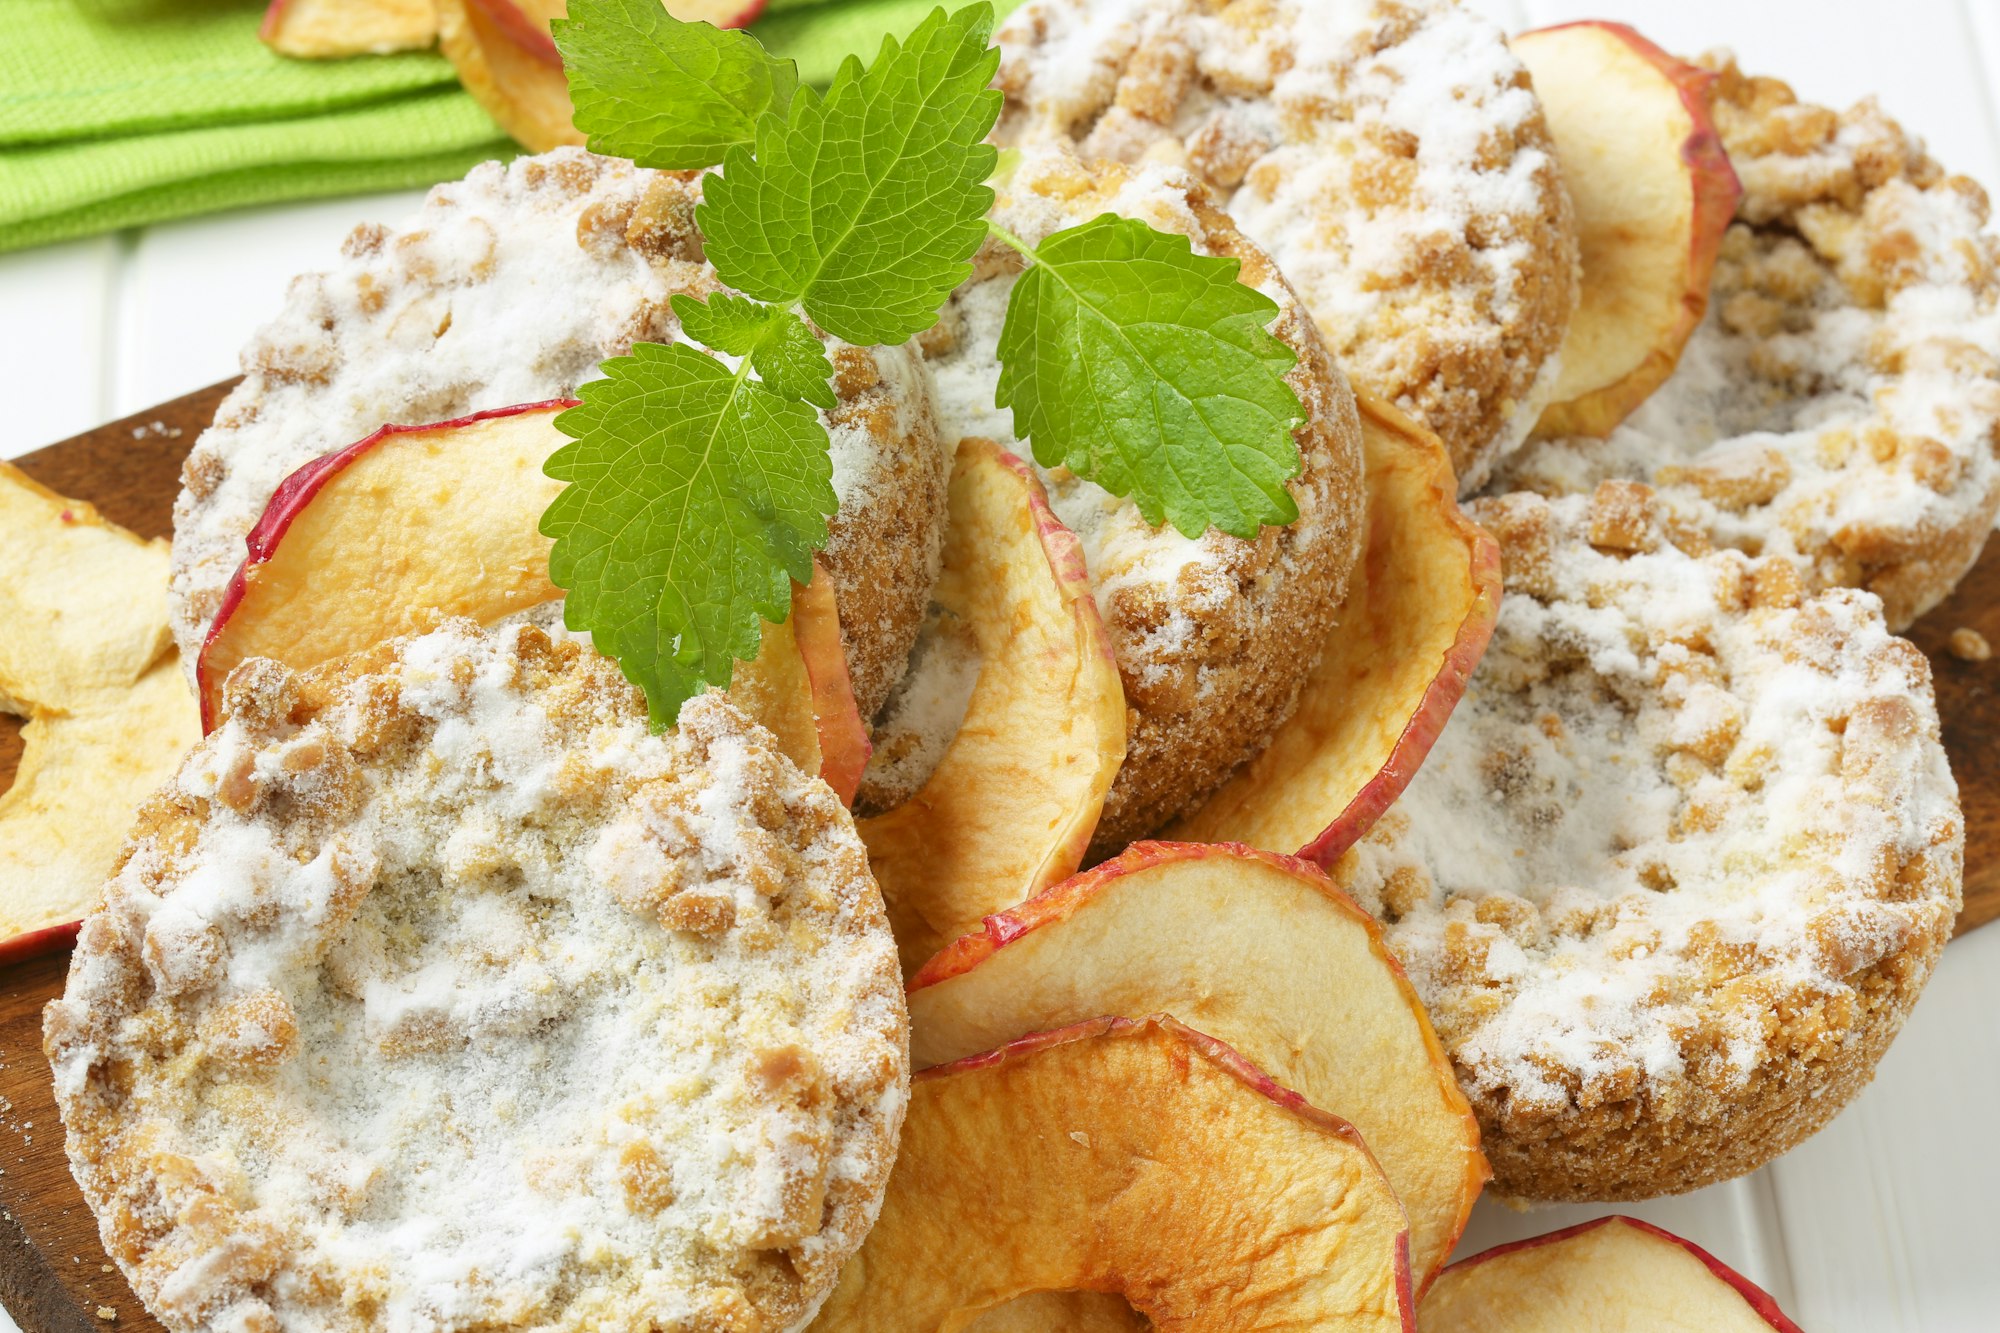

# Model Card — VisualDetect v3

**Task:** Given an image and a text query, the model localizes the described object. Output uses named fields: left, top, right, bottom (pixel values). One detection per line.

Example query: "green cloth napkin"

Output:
left=0, top=0, right=1021, bottom=255
left=0, top=0, right=509, bottom=253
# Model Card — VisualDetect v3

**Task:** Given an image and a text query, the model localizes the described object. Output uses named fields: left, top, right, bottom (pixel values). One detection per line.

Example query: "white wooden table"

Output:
left=4, top=2, right=1997, bottom=1329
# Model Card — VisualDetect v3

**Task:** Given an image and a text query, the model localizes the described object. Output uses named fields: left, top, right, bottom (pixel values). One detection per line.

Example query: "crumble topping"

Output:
left=46, top=623, right=907, bottom=1333
left=1497, top=57, right=2000, bottom=630
left=993, top=0, right=1579, bottom=489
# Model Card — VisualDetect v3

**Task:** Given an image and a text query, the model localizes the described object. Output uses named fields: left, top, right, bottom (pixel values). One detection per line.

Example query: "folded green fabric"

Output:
left=0, top=91, right=514, bottom=253
left=0, top=0, right=509, bottom=253
left=1, top=0, right=465, bottom=146
left=0, top=0, right=1023, bottom=255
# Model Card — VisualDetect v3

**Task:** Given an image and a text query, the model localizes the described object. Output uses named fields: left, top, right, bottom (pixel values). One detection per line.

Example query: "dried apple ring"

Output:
left=1169, top=393, right=1499, bottom=864
left=908, top=841, right=1488, bottom=1290
left=812, top=1016, right=1414, bottom=1332
left=0, top=463, right=198, bottom=958
left=193, top=401, right=869, bottom=800
left=856, top=437, right=1126, bottom=973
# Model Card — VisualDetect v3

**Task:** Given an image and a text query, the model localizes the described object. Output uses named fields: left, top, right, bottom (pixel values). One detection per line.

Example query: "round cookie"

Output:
left=1338, top=485, right=1962, bottom=1200
left=45, top=622, right=907, bottom=1333
left=922, top=147, right=1365, bottom=853
left=1497, top=58, right=2000, bottom=631
left=171, top=148, right=949, bottom=721
left=991, top=0, right=1579, bottom=491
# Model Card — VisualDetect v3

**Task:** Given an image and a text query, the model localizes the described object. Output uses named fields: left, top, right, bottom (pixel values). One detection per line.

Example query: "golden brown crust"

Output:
left=993, top=0, right=1580, bottom=491
left=45, top=623, right=908, bottom=1331
left=1340, top=487, right=1963, bottom=1201
left=171, top=149, right=948, bottom=721
left=819, top=345, right=950, bottom=721
left=1499, top=58, right=2000, bottom=631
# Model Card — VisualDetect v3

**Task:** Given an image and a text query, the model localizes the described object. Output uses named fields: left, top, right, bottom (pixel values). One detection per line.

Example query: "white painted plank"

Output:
left=1962, top=0, right=2000, bottom=153
left=1767, top=923, right=2000, bottom=1333
left=0, top=236, right=118, bottom=459
left=110, top=189, right=435, bottom=419
left=1518, top=0, right=2000, bottom=187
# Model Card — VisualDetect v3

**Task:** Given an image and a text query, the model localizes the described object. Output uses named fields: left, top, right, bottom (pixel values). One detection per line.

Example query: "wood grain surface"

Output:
left=0, top=379, right=1994, bottom=1332
left=0, top=382, right=227, bottom=1333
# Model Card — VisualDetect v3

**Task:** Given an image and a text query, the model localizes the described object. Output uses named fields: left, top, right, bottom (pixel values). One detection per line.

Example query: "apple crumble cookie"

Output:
left=44, top=621, right=908, bottom=1332
left=171, top=147, right=950, bottom=721
left=1497, top=58, right=2000, bottom=630
left=1337, top=486, right=1962, bottom=1200
left=923, top=147, right=1365, bottom=852
left=991, top=0, right=1579, bottom=491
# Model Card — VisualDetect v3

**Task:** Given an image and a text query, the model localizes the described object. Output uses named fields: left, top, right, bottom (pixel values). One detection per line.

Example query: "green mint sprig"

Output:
left=672, top=293, right=836, bottom=409
left=991, top=216, right=1305, bottom=538
left=542, top=342, right=833, bottom=730
left=557, top=0, right=796, bottom=169
left=701, top=5, right=1001, bottom=345
left=547, top=0, right=1306, bottom=728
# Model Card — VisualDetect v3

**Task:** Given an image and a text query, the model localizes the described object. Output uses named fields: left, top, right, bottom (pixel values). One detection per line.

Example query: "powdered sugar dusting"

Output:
left=1343, top=491, right=1961, bottom=1121
left=855, top=605, right=982, bottom=811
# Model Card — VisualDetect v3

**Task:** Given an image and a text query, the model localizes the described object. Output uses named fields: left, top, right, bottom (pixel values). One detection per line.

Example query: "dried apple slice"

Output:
left=1422, top=1217, right=1804, bottom=1332
left=260, top=0, right=439, bottom=57
left=195, top=402, right=867, bottom=801
left=962, top=1292, right=1147, bottom=1332
left=0, top=659, right=198, bottom=959
left=0, top=462, right=174, bottom=712
left=1168, top=395, right=1497, bottom=866
left=857, top=438, right=1125, bottom=973
left=813, top=1015, right=1415, bottom=1331
left=438, top=0, right=767, bottom=152
left=908, top=841, right=1486, bottom=1290
left=0, top=463, right=197, bottom=959
left=196, top=401, right=571, bottom=729
left=1516, top=22, right=1741, bottom=439
left=720, top=567, right=870, bottom=806
left=438, top=0, right=581, bottom=152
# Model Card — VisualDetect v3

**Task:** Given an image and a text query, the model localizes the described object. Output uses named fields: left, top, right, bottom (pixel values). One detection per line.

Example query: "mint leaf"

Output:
left=995, top=216, right=1306, bottom=540
left=700, top=4, right=1002, bottom=345
left=541, top=341, right=834, bottom=727
left=555, top=0, right=797, bottom=171
left=671, top=292, right=836, bottom=409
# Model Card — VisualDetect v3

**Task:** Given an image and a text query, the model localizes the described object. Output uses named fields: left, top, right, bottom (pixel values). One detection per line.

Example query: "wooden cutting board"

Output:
left=1, top=380, right=1997, bottom=1331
